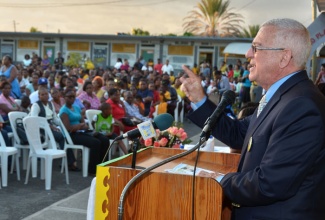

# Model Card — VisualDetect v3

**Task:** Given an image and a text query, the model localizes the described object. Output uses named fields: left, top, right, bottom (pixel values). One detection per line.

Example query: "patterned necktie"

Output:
left=257, top=95, right=267, bottom=117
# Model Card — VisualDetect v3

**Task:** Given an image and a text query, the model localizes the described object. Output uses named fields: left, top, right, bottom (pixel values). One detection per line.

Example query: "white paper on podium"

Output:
left=184, top=144, right=231, bottom=153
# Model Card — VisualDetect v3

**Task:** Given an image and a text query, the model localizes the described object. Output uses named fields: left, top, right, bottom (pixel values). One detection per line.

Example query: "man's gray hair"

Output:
left=261, top=18, right=311, bottom=69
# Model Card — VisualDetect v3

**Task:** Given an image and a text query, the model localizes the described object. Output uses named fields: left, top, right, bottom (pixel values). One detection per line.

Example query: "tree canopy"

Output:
left=239, top=25, right=260, bottom=38
left=183, top=0, right=244, bottom=37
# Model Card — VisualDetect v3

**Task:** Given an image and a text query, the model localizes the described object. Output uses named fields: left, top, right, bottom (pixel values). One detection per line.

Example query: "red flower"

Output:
left=180, top=132, right=188, bottom=141
left=144, top=138, right=153, bottom=147
left=159, top=137, right=168, bottom=147
left=153, top=141, right=160, bottom=147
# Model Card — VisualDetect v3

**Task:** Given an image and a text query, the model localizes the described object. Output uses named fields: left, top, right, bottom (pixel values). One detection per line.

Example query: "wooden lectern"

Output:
left=95, top=147, right=240, bottom=220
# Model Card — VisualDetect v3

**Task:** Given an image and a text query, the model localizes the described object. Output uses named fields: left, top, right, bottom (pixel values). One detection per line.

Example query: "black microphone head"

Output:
left=153, top=113, right=174, bottom=131
left=221, top=90, right=236, bottom=105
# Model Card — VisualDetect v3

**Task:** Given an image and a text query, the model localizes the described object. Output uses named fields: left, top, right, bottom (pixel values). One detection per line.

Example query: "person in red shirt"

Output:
left=106, top=88, right=136, bottom=133
left=154, top=58, right=163, bottom=75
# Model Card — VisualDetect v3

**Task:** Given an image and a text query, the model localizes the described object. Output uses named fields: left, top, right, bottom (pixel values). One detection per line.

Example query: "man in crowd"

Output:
left=136, top=79, right=153, bottom=116
left=161, top=59, right=173, bottom=75
left=54, top=52, right=64, bottom=70
left=29, top=77, right=52, bottom=104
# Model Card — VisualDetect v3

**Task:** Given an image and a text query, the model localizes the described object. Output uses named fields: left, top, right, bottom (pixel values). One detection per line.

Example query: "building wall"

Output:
left=0, top=32, right=250, bottom=73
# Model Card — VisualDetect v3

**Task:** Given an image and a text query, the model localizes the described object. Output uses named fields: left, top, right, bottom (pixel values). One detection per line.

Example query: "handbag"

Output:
left=16, top=118, right=29, bottom=144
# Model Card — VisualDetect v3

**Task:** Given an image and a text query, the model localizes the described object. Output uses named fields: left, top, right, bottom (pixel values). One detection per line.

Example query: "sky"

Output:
left=0, top=0, right=319, bottom=35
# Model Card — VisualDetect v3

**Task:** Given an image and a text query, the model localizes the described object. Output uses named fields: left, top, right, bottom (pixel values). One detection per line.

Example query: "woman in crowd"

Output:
left=58, top=75, right=68, bottom=92
left=78, top=81, right=100, bottom=110
left=103, top=78, right=115, bottom=99
left=0, top=81, right=22, bottom=132
left=240, top=62, right=252, bottom=106
left=50, top=87, right=65, bottom=114
left=148, top=81, right=160, bottom=117
left=0, top=55, right=21, bottom=98
left=106, top=88, right=136, bottom=133
left=41, top=54, right=50, bottom=70
left=59, top=88, right=110, bottom=174
left=22, top=54, right=32, bottom=68
left=48, top=75, right=56, bottom=91
left=92, top=76, right=105, bottom=99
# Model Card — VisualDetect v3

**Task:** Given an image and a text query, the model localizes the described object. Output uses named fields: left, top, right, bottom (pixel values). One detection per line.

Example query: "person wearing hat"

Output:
left=29, top=77, right=52, bottom=104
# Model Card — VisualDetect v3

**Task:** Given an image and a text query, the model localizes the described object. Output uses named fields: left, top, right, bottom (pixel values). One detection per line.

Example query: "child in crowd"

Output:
left=157, top=82, right=171, bottom=114
left=92, top=103, right=128, bottom=155
left=20, top=95, right=31, bottom=113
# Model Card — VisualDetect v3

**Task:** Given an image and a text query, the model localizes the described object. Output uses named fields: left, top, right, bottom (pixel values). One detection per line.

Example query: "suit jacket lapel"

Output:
left=237, top=71, right=309, bottom=171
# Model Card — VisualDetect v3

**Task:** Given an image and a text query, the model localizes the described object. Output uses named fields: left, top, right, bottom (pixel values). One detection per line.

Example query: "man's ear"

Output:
left=279, top=50, right=293, bottom=69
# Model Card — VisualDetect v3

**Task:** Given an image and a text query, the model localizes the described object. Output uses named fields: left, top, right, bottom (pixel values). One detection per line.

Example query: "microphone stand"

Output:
left=131, top=138, right=139, bottom=169
left=117, top=117, right=213, bottom=220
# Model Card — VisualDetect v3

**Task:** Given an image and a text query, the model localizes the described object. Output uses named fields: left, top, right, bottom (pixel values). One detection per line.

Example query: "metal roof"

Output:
left=0, top=31, right=252, bottom=44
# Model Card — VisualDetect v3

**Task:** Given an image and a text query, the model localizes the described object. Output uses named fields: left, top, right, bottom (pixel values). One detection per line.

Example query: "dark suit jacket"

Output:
left=189, top=71, right=325, bottom=220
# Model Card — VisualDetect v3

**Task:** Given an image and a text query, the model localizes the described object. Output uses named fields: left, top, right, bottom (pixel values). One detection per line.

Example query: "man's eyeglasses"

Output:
left=251, top=45, right=285, bottom=53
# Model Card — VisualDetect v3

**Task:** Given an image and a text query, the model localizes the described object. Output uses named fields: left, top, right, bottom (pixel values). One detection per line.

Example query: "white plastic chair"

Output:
left=57, top=116, right=90, bottom=177
left=174, top=95, right=184, bottom=123
left=0, top=131, right=20, bottom=187
left=14, top=99, right=22, bottom=106
left=8, top=111, right=30, bottom=170
left=23, top=116, right=69, bottom=190
left=85, top=109, right=102, bottom=130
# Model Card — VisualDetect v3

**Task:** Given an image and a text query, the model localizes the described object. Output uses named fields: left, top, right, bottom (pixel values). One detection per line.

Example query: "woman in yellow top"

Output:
left=191, top=63, right=198, bottom=75
left=220, top=61, right=228, bottom=74
left=173, top=77, right=186, bottom=99
left=157, top=83, right=171, bottom=114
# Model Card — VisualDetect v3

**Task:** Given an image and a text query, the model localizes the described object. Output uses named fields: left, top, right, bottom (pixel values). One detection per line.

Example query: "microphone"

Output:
left=115, top=113, right=174, bottom=140
left=201, top=90, right=236, bottom=138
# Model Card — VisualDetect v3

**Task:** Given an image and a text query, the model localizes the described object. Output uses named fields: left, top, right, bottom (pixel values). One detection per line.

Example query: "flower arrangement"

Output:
left=143, top=126, right=191, bottom=148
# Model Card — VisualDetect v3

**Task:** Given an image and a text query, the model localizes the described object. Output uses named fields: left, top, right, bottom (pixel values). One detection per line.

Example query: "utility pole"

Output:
left=13, top=20, right=18, bottom=32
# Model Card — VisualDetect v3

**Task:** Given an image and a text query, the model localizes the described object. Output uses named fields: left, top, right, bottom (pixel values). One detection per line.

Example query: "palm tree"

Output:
left=239, top=25, right=260, bottom=38
left=183, top=0, right=244, bottom=37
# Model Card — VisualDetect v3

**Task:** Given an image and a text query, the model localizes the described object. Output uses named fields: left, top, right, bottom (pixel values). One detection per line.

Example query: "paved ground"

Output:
left=0, top=119, right=222, bottom=220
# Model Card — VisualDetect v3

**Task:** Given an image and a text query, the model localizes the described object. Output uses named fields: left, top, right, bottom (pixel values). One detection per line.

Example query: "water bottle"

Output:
left=202, top=135, right=215, bottom=152
left=180, top=144, right=184, bottom=149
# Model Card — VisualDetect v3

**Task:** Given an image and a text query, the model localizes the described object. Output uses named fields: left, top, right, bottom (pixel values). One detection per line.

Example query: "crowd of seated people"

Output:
left=0, top=53, right=195, bottom=175
left=0, top=53, right=270, bottom=174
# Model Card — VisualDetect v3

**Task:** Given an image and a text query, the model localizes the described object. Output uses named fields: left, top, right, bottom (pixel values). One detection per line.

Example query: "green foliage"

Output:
left=183, top=0, right=244, bottom=37
left=159, top=33, right=178, bottom=36
left=30, top=27, right=41, bottom=33
left=183, top=32, right=195, bottom=36
left=131, top=28, right=150, bottom=36
left=238, top=25, right=260, bottom=38
left=64, top=53, right=82, bottom=68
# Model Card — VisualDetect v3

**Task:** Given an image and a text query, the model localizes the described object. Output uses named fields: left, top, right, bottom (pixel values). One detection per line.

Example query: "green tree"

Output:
left=30, top=27, right=42, bottom=33
left=183, top=32, right=194, bottom=36
left=64, top=53, right=82, bottom=68
left=238, top=25, right=260, bottom=38
left=183, top=0, right=244, bottom=37
left=160, top=33, right=177, bottom=36
left=131, top=28, right=150, bottom=36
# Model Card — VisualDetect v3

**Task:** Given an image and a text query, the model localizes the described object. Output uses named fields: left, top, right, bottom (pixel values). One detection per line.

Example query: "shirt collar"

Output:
left=265, top=71, right=299, bottom=102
